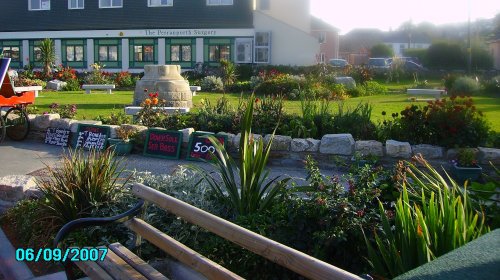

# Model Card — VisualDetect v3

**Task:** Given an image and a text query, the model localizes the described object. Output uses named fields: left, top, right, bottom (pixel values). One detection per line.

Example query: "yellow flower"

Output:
left=152, top=97, right=159, bottom=105
left=144, top=98, right=152, bottom=106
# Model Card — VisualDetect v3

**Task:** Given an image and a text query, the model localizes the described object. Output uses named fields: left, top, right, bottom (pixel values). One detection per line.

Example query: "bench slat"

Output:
left=125, top=218, right=243, bottom=280
left=75, top=261, right=114, bottom=280
left=108, top=243, right=169, bottom=280
left=97, top=246, right=149, bottom=280
left=130, top=183, right=362, bottom=280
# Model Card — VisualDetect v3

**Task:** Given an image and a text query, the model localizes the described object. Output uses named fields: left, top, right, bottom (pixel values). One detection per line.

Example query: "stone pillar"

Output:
left=54, top=39, right=62, bottom=66
left=86, top=39, right=94, bottom=70
left=158, top=38, right=166, bottom=65
left=122, top=38, right=129, bottom=71
left=196, top=38, right=204, bottom=63
left=133, top=65, right=192, bottom=108
left=22, top=40, right=29, bottom=67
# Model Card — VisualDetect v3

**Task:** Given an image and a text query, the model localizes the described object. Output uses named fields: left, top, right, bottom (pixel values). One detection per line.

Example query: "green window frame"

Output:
left=204, top=38, right=234, bottom=67
left=62, top=39, right=86, bottom=68
left=166, top=38, right=195, bottom=68
left=29, top=40, right=43, bottom=68
left=94, top=39, right=121, bottom=68
left=0, top=40, right=22, bottom=68
left=129, top=38, right=157, bottom=69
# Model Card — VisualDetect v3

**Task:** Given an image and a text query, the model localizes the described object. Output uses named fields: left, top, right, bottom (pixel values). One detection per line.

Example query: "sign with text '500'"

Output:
left=186, top=132, right=227, bottom=162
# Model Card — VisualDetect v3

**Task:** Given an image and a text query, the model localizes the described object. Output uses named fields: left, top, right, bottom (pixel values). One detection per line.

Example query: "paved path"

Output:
left=0, top=139, right=335, bottom=184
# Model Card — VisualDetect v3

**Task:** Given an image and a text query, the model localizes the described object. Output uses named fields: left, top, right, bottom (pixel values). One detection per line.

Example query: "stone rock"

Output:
left=104, top=125, right=120, bottom=139
left=319, top=134, right=355, bottom=155
left=291, top=138, right=320, bottom=152
left=386, top=140, right=412, bottom=158
left=217, top=132, right=236, bottom=150
left=50, top=118, right=76, bottom=130
left=334, top=76, right=356, bottom=89
left=263, top=135, right=292, bottom=151
left=233, top=133, right=263, bottom=149
left=0, top=175, right=39, bottom=203
left=69, top=120, right=103, bottom=133
left=32, top=114, right=60, bottom=131
left=179, top=128, right=195, bottom=143
left=47, top=79, right=67, bottom=91
left=412, top=144, right=445, bottom=159
left=478, top=147, right=500, bottom=165
left=355, top=140, right=384, bottom=157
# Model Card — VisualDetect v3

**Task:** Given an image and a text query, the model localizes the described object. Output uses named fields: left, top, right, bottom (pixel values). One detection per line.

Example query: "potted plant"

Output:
left=451, top=148, right=482, bottom=183
left=108, top=126, right=137, bottom=155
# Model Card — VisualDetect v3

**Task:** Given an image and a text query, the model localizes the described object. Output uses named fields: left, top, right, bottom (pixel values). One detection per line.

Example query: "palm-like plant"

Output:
left=40, top=38, right=56, bottom=78
left=190, top=94, right=289, bottom=216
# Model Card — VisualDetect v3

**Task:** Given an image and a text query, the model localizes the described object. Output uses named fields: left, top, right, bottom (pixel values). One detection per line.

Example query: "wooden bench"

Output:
left=190, top=86, right=201, bottom=96
left=407, top=88, right=446, bottom=101
left=14, top=86, right=42, bottom=97
left=82, top=84, right=115, bottom=94
left=54, top=183, right=361, bottom=280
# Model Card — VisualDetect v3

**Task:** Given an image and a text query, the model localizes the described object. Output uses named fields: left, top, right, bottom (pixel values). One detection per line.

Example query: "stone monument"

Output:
left=133, top=65, right=192, bottom=108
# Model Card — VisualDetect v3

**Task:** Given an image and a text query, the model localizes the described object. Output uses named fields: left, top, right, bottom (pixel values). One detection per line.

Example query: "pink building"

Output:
left=311, top=17, right=340, bottom=63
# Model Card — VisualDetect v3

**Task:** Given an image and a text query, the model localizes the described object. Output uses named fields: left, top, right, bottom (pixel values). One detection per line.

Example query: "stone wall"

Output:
left=27, top=114, right=500, bottom=171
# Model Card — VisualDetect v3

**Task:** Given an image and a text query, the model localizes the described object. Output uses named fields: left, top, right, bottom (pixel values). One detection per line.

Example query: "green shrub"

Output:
left=3, top=199, right=48, bottom=246
left=254, top=74, right=305, bottom=99
left=13, top=77, right=47, bottom=88
left=37, top=148, right=127, bottom=228
left=443, top=73, right=458, bottom=91
left=62, top=78, right=82, bottom=91
left=365, top=156, right=489, bottom=278
left=96, top=110, right=131, bottom=125
left=482, top=75, right=500, bottom=94
left=330, top=102, right=377, bottom=140
left=451, top=76, right=480, bottom=95
left=370, top=43, right=394, bottom=57
left=201, top=75, right=224, bottom=92
left=114, top=71, right=136, bottom=88
left=426, top=41, right=465, bottom=69
left=226, top=81, right=252, bottom=93
left=361, top=81, right=387, bottom=96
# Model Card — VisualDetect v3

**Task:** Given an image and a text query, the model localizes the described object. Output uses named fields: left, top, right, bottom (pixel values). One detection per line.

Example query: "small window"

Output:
left=1, top=47, right=21, bottom=61
left=98, top=46, right=118, bottom=61
left=148, top=0, right=173, bottom=7
left=207, top=0, right=233, bottom=6
left=29, top=0, right=50, bottom=11
left=68, top=0, right=84, bottom=9
left=66, top=46, right=84, bottom=62
left=170, top=45, right=191, bottom=62
left=318, top=32, right=326, bottom=44
left=209, top=45, right=230, bottom=62
left=254, top=32, right=271, bottom=63
left=33, top=46, right=42, bottom=61
left=134, top=45, right=154, bottom=62
left=99, top=0, right=122, bottom=8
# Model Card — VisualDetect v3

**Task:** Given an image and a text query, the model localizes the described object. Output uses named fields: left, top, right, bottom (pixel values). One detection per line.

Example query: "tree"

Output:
left=370, top=43, right=394, bottom=57
left=40, top=38, right=56, bottom=79
left=426, top=41, right=465, bottom=69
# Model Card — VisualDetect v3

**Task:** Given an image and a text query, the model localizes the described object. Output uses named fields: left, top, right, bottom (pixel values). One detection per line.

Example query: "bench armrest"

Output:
left=53, top=200, right=145, bottom=248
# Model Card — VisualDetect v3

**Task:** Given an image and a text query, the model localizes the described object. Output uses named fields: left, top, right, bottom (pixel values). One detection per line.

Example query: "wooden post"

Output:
left=130, top=183, right=362, bottom=280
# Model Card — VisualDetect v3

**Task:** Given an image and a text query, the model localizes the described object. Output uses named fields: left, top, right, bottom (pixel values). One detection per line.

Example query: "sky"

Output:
left=310, top=0, right=500, bottom=34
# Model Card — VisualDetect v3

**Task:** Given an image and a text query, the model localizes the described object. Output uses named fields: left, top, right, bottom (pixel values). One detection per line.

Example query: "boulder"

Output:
left=412, top=144, right=445, bottom=159
left=32, top=114, right=60, bottom=131
left=0, top=175, right=39, bottom=203
left=386, top=140, right=412, bottom=158
left=355, top=140, right=384, bottom=157
left=334, top=76, right=356, bottom=89
left=264, top=135, right=292, bottom=151
left=291, top=138, right=321, bottom=152
left=47, top=79, right=67, bottom=91
left=104, top=125, right=120, bottom=139
left=478, top=147, right=500, bottom=165
left=233, top=133, right=263, bottom=149
left=319, top=134, right=355, bottom=155
left=217, top=132, right=236, bottom=150
left=49, top=118, right=77, bottom=130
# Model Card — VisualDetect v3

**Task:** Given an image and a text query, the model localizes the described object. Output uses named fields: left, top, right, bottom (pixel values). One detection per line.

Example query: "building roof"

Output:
left=0, top=0, right=253, bottom=32
left=311, top=17, right=340, bottom=32
left=383, top=31, right=432, bottom=44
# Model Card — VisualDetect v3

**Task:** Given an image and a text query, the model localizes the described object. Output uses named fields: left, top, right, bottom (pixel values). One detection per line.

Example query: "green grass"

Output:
left=34, top=90, right=500, bottom=132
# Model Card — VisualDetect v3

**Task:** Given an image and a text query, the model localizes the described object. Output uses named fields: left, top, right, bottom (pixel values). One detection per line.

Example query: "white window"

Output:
left=318, top=32, right=326, bottom=44
left=319, top=53, right=325, bottom=63
left=148, top=0, right=173, bottom=7
left=235, top=38, right=252, bottom=63
left=207, top=0, right=233, bottom=6
left=254, top=32, right=271, bottom=63
left=29, top=0, right=50, bottom=11
left=68, top=0, right=84, bottom=9
left=99, top=0, right=122, bottom=8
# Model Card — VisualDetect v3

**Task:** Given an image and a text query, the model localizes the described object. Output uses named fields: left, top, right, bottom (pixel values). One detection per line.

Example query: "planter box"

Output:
left=451, top=164, right=482, bottom=183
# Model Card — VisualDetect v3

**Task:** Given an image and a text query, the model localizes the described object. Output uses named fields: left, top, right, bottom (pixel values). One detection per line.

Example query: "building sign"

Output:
left=75, top=124, right=110, bottom=150
left=144, top=29, right=218, bottom=37
left=187, top=132, right=227, bottom=161
left=143, top=129, right=183, bottom=159
left=45, top=128, right=70, bottom=147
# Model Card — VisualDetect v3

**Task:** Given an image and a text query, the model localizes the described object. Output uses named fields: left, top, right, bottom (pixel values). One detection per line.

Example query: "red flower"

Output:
left=255, top=98, right=260, bottom=103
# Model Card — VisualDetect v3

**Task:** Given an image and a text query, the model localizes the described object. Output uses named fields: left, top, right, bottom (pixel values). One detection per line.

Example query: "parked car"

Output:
left=368, top=58, right=390, bottom=73
left=329, top=58, right=349, bottom=68
left=388, top=59, right=426, bottom=73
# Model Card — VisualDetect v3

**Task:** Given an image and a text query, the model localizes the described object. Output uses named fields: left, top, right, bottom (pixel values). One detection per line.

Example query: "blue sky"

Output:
left=310, top=0, right=499, bottom=34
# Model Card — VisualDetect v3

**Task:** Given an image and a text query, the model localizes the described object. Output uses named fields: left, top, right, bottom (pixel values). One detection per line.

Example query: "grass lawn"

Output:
left=34, top=90, right=500, bottom=132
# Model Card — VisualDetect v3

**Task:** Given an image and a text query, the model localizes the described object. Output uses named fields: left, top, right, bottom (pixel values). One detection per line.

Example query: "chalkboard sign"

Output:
left=143, top=129, right=183, bottom=159
left=45, top=128, right=70, bottom=147
left=75, top=124, right=110, bottom=150
left=187, top=132, right=227, bottom=161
